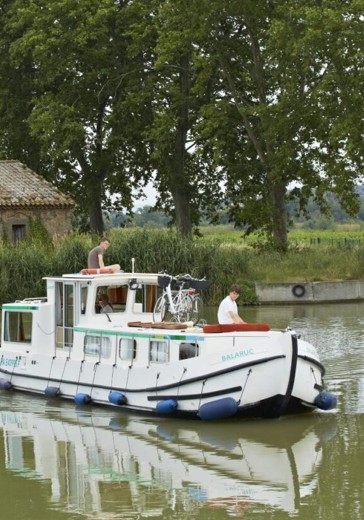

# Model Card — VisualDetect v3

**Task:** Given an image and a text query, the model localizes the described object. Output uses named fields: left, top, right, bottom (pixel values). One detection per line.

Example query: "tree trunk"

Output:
left=77, top=162, right=105, bottom=234
left=88, top=102, right=107, bottom=233
left=88, top=181, right=105, bottom=233
left=269, top=179, right=288, bottom=252
left=170, top=54, right=192, bottom=236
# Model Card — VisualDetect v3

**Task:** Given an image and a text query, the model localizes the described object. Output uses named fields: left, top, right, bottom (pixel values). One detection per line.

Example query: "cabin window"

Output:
left=95, top=285, right=128, bottom=313
left=55, top=282, right=74, bottom=350
left=3, top=312, right=32, bottom=343
left=118, top=338, right=137, bottom=361
left=84, top=335, right=112, bottom=358
left=149, top=340, right=169, bottom=363
left=80, top=284, right=88, bottom=314
left=179, top=342, right=199, bottom=360
left=133, top=284, right=158, bottom=313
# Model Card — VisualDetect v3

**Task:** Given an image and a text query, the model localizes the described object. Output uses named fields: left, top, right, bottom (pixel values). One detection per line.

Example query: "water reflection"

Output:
left=0, top=393, right=337, bottom=518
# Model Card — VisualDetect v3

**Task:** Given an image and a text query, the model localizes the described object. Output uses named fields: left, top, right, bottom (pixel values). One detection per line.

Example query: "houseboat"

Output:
left=0, top=270, right=337, bottom=420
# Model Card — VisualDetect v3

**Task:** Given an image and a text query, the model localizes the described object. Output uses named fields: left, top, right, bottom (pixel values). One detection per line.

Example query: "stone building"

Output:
left=0, top=160, right=75, bottom=242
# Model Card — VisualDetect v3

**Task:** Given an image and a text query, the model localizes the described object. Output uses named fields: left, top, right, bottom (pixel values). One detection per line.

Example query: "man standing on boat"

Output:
left=88, top=237, right=120, bottom=272
left=217, top=284, right=246, bottom=324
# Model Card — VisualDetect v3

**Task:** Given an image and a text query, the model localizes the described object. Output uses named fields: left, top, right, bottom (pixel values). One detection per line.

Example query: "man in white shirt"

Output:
left=217, top=284, right=246, bottom=324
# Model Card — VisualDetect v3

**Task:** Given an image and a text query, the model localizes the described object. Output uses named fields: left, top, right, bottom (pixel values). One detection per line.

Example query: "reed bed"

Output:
left=2, top=228, right=364, bottom=306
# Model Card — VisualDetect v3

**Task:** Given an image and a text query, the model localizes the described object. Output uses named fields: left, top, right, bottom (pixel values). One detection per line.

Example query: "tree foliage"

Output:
left=189, top=0, right=364, bottom=250
left=0, top=0, right=363, bottom=249
left=3, top=0, right=153, bottom=232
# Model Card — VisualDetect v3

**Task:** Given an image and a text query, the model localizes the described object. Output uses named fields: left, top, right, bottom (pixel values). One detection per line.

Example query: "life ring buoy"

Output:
left=203, top=323, right=271, bottom=333
left=81, top=268, right=115, bottom=275
left=292, top=284, right=306, bottom=297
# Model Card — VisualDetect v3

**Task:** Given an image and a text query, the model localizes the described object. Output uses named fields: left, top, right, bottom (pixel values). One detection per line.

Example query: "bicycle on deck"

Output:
left=153, top=274, right=208, bottom=325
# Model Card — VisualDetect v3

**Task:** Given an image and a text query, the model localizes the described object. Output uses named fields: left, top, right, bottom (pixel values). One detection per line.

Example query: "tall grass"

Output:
left=0, top=242, right=52, bottom=302
left=0, top=230, right=256, bottom=306
left=2, top=228, right=364, bottom=306
left=108, top=229, right=256, bottom=304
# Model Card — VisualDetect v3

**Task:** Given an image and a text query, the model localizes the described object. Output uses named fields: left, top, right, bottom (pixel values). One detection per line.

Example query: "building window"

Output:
left=12, top=224, right=26, bottom=243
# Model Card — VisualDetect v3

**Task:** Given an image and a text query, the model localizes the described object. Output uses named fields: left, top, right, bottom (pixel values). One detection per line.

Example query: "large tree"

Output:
left=0, top=0, right=43, bottom=171
left=194, top=0, right=364, bottom=250
left=127, top=0, right=223, bottom=235
left=4, top=0, right=153, bottom=232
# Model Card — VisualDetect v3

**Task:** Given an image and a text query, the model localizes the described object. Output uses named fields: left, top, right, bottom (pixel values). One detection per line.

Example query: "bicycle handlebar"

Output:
left=158, top=273, right=208, bottom=290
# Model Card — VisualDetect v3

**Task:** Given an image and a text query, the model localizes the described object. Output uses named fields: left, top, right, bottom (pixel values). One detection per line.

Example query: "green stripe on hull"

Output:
left=2, top=304, right=39, bottom=311
left=74, top=326, right=204, bottom=342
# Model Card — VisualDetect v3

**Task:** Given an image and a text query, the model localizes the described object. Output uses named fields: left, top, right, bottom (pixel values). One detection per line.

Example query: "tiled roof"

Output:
left=0, top=160, right=74, bottom=208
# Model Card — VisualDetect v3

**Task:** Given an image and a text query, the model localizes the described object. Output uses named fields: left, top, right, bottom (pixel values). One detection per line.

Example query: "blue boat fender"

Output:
left=314, top=392, right=337, bottom=411
left=198, top=397, right=238, bottom=421
left=108, top=391, right=127, bottom=406
left=45, top=386, right=60, bottom=398
left=0, top=378, right=12, bottom=390
left=156, top=399, right=178, bottom=414
left=74, top=393, right=92, bottom=405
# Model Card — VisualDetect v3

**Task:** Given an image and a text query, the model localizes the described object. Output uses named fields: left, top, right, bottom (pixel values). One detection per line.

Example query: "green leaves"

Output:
left=1, top=0, right=363, bottom=248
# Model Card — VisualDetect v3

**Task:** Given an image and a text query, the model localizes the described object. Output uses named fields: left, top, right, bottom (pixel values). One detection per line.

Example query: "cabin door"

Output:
left=55, top=282, right=75, bottom=351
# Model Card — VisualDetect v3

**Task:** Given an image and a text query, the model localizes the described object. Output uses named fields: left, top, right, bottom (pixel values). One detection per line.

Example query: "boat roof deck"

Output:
left=43, top=272, right=161, bottom=283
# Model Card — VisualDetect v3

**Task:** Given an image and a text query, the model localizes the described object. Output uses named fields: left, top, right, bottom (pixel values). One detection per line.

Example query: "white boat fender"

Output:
left=156, top=399, right=178, bottom=414
left=74, top=393, right=92, bottom=405
left=108, top=391, right=127, bottom=406
left=0, top=378, right=12, bottom=390
left=314, top=392, right=337, bottom=410
left=198, top=397, right=238, bottom=421
left=45, top=386, right=60, bottom=398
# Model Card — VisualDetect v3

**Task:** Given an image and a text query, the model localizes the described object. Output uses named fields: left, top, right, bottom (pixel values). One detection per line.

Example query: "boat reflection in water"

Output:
left=0, top=394, right=336, bottom=518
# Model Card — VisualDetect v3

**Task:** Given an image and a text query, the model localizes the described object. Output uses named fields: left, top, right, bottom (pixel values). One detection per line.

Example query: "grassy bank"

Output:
left=1, top=227, right=364, bottom=306
left=200, top=225, right=364, bottom=282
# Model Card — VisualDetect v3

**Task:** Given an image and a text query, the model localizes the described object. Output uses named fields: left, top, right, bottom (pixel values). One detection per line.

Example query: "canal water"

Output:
left=0, top=302, right=363, bottom=519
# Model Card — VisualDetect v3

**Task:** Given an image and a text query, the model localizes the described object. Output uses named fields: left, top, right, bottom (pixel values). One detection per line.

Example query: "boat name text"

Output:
left=222, top=349, right=253, bottom=362
left=0, top=357, right=21, bottom=368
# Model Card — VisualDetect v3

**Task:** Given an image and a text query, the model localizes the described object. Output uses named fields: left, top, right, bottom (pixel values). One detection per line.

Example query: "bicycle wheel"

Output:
left=191, top=294, right=203, bottom=325
left=173, top=293, right=193, bottom=323
left=153, top=295, right=167, bottom=322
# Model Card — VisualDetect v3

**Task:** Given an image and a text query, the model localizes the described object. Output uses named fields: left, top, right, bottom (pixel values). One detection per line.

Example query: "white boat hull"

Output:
left=0, top=271, right=336, bottom=420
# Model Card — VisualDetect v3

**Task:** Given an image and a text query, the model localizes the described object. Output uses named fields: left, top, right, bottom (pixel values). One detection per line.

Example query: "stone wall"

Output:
left=255, top=280, right=364, bottom=304
left=0, top=207, right=73, bottom=241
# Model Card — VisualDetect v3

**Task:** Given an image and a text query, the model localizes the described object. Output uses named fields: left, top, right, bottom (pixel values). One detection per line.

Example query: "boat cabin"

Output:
left=1, top=272, right=201, bottom=367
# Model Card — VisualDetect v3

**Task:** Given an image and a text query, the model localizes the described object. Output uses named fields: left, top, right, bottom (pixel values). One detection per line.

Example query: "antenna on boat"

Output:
left=132, top=257, right=135, bottom=273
